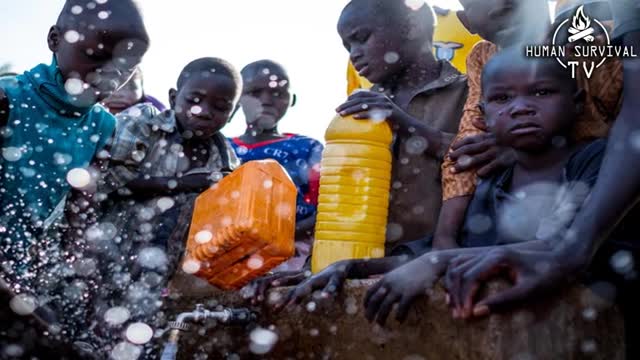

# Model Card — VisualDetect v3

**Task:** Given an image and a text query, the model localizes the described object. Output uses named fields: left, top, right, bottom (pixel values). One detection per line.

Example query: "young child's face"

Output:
left=50, top=22, right=147, bottom=102
left=483, top=60, right=579, bottom=152
left=337, top=5, right=413, bottom=84
left=171, top=74, right=238, bottom=139
left=240, top=68, right=291, bottom=131
left=459, top=0, right=547, bottom=46
left=102, top=70, right=144, bottom=114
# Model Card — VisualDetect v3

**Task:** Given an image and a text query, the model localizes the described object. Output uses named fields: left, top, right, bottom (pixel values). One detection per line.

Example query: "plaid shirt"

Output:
left=102, top=104, right=238, bottom=195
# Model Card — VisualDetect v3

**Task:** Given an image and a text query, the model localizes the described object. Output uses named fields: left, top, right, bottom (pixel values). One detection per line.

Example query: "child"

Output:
left=102, top=67, right=166, bottom=115
left=254, top=0, right=468, bottom=303
left=264, top=0, right=466, bottom=306
left=0, top=0, right=149, bottom=282
left=364, top=49, right=609, bottom=326
left=439, top=2, right=640, bottom=357
left=336, top=0, right=467, bottom=248
left=436, top=0, right=622, bottom=250
left=0, top=0, right=149, bottom=356
left=231, top=60, right=323, bottom=272
left=64, top=57, right=242, bottom=354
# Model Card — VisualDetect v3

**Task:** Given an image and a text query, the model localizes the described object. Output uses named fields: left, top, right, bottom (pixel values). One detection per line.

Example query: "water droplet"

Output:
left=263, top=180, right=273, bottom=189
left=195, top=230, right=213, bottom=244
left=131, top=150, right=145, bottom=162
left=345, top=297, right=359, bottom=315
left=71, top=5, right=83, bottom=14
left=125, top=322, right=153, bottom=345
left=2, top=147, right=22, bottom=162
left=404, top=0, right=426, bottom=11
left=384, top=52, right=400, bottom=64
left=247, top=255, right=264, bottom=270
left=137, top=247, right=168, bottom=270
left=631, top=131, right=640, bottom=152
left=582, top=307, right=597, bottom=321
left=156, top=197, right=175, bottom=212
left=405, top=136, right=428, bottom=155
left=97, top=11, right=109, bottom=20
left=369, top=109, right=387, bottom=123
left=581, top=339, right=597, bottom=354
left=64, top=30, right=80, bottom=44
left=73, top=258, right=97, bottom=277
left=306, top=301, right=317, bottom=312
left=110, top=342, right=141, bottom=360
left=3, top=344, right=24, bottom=357
left=182, top=259, right=201, bottom=274
left=53, top=152, right=73, bottom=165
left=104, top=307, right=130, bottom=326
left=610, top=250, right=634, bottom=275
left=10, top=294, right=38, bottom=316
left=64, top=78, right=84, bottom=95
left=190, top=105, right=202, bottom=115
left=386, top=223, right=404, bottom=242
left=249, top=328, right=278, bottom=355
left=66, top=168, right=92, bottom=189
left=457, top=155, right=472, bottom=168
left=267, top=291, right=282, bottom=305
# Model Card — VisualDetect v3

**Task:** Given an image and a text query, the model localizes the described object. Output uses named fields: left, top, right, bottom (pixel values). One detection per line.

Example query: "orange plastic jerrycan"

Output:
left=312, top=114, right=393, bottom=273
left=182, top=160, right=296, bottom=290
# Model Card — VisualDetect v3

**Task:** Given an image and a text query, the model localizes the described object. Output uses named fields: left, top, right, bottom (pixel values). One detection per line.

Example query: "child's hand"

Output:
left=243, top=271, right=306, bottom=306
left=336, top=91, right=407, bottom=125
left=444, top=248, right=575, bottom=320
left=449, top=134, right=516, bottom=177
left=275, top=260, right=352, bottom=310
left=364, top=256, right=441, bottom=326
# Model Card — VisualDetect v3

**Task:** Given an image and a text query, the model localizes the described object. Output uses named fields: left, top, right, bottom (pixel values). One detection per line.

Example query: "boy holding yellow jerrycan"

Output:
left=310, top=0, right=468, bottom=274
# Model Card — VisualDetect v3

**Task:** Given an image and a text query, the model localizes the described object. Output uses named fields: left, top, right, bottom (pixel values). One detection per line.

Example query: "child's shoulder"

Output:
left=116, top=103, right=165, bottom=128
left=0, top=74, right=25, bottom=98
left=565, top=138, right=608, bottom=182
left=283, top=133, right=324, bottom=148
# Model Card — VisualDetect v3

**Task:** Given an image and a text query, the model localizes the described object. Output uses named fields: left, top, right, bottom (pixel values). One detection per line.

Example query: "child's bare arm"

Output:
left=363, top=239, right=553, bottom=325
left=278, top=255, right=413, bottom=309
left=432, top=196, right=471, bottom=250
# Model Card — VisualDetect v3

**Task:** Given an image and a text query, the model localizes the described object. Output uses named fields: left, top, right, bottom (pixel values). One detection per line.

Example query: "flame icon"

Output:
left=568, top=6, right=595, bottom=43
left=572, top=6, right=591, bottom=30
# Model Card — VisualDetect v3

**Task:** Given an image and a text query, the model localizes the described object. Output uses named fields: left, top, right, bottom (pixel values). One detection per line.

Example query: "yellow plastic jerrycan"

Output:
left=182, top=160, right=297, bottom=290
left=311, top=114, right=393, bottom=273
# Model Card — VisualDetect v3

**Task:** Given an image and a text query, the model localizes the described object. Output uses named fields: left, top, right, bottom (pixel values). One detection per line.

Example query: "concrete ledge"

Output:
left=166, top=275, right=624, bottom=359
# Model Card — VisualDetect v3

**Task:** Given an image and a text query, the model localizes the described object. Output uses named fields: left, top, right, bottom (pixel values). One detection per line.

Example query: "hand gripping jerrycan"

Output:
left=311, top=114, right=393, bottom=273
left=182, top=160, right=296, bottom=290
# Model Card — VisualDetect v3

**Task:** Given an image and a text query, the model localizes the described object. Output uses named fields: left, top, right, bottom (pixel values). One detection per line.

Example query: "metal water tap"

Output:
left=161, top=304, right=256, bottom=360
